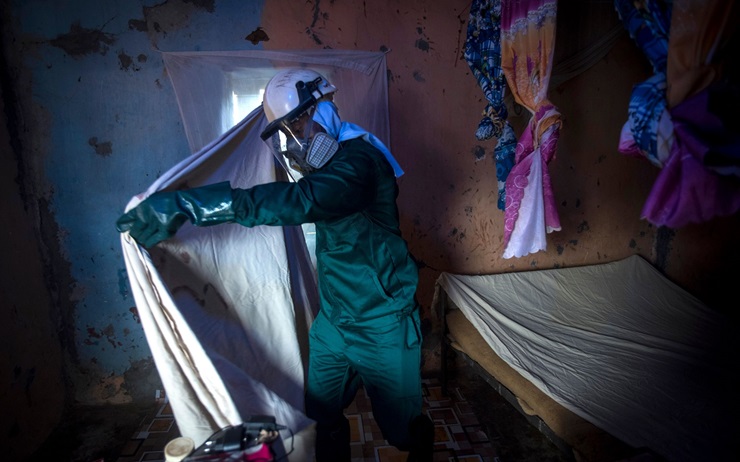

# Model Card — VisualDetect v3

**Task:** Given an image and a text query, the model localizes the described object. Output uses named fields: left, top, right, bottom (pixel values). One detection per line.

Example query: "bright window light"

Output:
left=226, top=70, right=316, bottom=269
left=232, top=88, right=264, bottom=126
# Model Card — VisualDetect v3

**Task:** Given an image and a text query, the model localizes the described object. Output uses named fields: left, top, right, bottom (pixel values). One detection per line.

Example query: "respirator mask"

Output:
left=276, top=111, right=339, bottom=174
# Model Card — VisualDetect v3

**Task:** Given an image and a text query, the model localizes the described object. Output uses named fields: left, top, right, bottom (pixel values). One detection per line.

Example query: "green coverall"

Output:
left=118, top=137, right=424, bottom=460
left=231, top=137, right=423, bottom=459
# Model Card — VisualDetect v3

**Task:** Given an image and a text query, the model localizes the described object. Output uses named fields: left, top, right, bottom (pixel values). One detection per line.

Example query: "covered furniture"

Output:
left=433, top=255, right=735, bottom=462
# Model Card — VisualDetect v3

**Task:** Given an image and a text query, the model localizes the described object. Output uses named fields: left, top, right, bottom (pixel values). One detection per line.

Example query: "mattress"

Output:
left=434, top=255, right=735, bottom=462
left=445, top=306, right=637, bottom=461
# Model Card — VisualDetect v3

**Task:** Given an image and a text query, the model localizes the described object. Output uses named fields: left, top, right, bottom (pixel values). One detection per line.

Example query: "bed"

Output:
left=432, top=255, right=735, bottom=462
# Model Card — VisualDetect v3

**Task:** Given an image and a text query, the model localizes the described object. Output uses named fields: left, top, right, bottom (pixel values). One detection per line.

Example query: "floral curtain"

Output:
left=464, top=0, right=517, bottom=211
left=499, top=0, right=562, bottom=259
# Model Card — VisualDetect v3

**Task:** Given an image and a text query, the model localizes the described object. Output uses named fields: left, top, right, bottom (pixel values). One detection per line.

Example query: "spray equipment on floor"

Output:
left=165, top=415, right=290, bottom=462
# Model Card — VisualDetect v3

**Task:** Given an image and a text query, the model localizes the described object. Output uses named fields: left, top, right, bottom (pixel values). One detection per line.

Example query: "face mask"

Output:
left=280, top=112, right=338, bottom=173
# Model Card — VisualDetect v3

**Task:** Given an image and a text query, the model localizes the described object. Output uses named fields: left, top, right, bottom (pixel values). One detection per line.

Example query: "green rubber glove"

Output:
left=116, top=181, right=236, bottom=248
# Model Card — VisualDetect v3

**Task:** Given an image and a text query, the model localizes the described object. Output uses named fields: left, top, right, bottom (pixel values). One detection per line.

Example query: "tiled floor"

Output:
left=344, top=378, right=497, bottom=462
left=27, top=355, right=570, bottom=462
left=113, top=396, right=179, bottom=462
left=111, top=377, right=498, bottom=462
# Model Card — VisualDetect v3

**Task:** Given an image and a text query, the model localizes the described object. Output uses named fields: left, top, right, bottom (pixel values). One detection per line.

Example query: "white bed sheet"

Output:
left=436, top=255, right=735, bottom=462
left=120, top=109, right=318, bottom=459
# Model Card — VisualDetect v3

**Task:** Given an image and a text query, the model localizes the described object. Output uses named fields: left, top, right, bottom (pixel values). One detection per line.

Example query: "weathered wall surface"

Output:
left=2, top=1, right=269, bottom=458
left=0, top=39, right=65, bottom=462
left=2, top=1, right=737, bottom=459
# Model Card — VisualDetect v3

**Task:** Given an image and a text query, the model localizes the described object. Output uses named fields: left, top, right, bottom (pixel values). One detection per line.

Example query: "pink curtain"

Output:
left=500, top=0, right=562, bottom=259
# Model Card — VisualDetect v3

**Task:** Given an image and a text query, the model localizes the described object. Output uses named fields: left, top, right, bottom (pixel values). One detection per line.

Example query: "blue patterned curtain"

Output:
left=464, top=0, right=517, bottom=211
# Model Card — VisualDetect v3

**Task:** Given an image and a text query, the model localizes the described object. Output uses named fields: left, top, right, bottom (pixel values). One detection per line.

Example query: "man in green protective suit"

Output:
left=116, top=68, right=434, bottom=461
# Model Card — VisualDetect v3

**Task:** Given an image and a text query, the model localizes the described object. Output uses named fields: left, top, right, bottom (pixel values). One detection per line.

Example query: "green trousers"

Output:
left=305, top=308, right=423, bottom=460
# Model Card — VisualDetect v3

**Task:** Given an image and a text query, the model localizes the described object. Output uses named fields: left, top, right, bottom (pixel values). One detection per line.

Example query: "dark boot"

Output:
left=406, top=415, right=434, bottom=462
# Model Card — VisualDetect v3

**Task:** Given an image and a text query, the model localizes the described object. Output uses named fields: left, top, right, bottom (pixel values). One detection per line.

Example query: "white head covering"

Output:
left=312, top=101, right=404, bottom=177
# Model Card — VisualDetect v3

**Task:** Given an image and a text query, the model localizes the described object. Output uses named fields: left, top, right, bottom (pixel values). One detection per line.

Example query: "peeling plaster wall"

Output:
left=2, top=0, right=738, bottom=458
left=9, top=0, right=266, bottom=395
left=3, top=0, right=267, bottom=457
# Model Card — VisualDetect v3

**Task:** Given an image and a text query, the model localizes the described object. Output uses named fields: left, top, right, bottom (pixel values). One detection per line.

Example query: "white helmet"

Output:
left=260, top=68, right=337, bottom=140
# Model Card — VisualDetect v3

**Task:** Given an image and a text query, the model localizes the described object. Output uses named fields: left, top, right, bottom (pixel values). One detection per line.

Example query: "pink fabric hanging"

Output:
left=616, top=0, right=740, bottom=227
left=500, top=0, right=562, bottom=259
left=641, top=0, right=740, bottom=227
